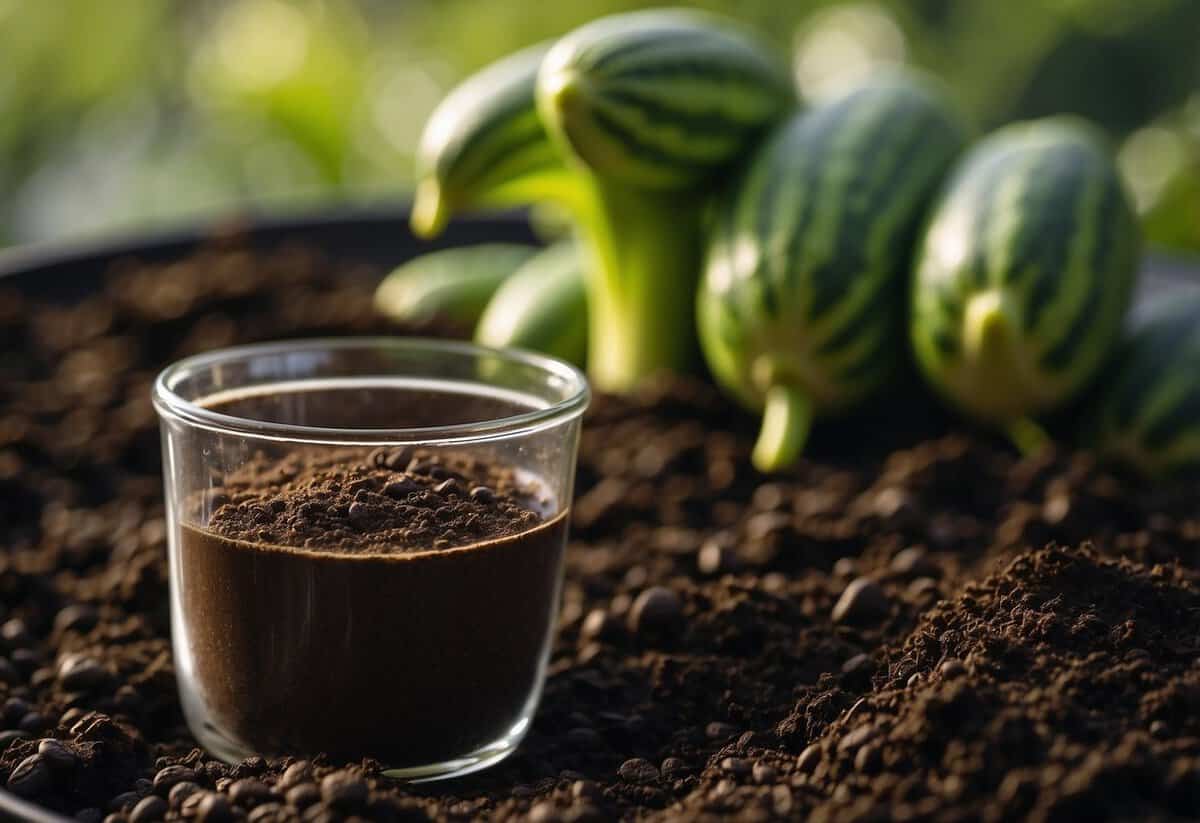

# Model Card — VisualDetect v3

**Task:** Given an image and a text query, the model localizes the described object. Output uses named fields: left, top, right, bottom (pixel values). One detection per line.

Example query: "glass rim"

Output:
left=152, top=337, right=590, bottom=445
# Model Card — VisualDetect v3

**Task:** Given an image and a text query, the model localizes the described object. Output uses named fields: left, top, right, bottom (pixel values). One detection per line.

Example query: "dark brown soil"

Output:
left=1, top=238, right=1199, bottom=822
left=201, top=446, right=544, bottom=553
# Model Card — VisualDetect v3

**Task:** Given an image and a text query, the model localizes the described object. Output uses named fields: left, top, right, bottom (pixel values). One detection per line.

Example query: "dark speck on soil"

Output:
left=1, top=236, right=1199, bottom=820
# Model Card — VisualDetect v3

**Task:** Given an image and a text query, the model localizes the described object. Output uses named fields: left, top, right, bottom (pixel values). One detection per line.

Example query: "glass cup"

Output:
left=152, top=338, right=588, bottom=781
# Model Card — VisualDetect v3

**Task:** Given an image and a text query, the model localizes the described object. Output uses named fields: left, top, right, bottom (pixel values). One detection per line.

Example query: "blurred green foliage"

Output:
left=1, top=0, right=1197, bottom=249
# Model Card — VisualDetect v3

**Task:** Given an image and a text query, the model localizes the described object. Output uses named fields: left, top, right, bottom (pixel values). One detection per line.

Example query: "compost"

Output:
left=1, top=238, right=1198, bottom=822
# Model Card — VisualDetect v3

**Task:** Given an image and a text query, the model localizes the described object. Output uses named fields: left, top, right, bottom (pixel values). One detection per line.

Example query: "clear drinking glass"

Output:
left=152, top=338, right=588, bottom=781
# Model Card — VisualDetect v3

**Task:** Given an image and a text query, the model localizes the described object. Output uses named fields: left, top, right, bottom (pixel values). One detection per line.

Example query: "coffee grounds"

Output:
left=177, top=442, right=568, bottom=765
left=2, top=237, right=1200, bottom=822
left=202, top=447, right=543, bottom=553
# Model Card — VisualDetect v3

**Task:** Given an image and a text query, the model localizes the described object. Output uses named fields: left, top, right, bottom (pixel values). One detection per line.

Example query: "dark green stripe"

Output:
left=610, top=58, right=783, bottom=93
left=472, top=143, right=562, bottom=191
left=855, top=100, right=955, bottom=222
left=750, top=142, right=790, bottom=320
left=1142, top=382, right=1200, bottom=450
left=1109, top=348, right=1174, bottom=430
left=790, top=94, right=882, bottom=318
left=836, top=324, right=895, bottom=386
left=1039, top=273, right=1101, bottom=371
left=778, top=111, right=844, bottom=305
left=929, top=286, right=963, bottom=332
left=932, top=328, right=958, bottom=357
left=814, top=271, right=901, bottom=357
left=447, top=113, right=547, bottom=186
left=584, top=28, right=710, bottom=73
left=1110, top=310, right=1200, bottom=426
left=917, top=286, right=962, bottom=359
left=585, top=106, right=706, bottom=173
left=1009, top=145, right=1090, bottom=331
left=807, top=95, right=933, bottom=320
left=960, top=149, right=1022, bottom=290
left=801, top=103, right=940, bottom=355
left=594, top=86, right=761, bottom=139
left=1085, top=170, right=1123, bottom=283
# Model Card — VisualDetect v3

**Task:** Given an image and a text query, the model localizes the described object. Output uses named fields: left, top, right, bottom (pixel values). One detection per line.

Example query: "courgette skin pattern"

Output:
left=911, top=117, right=1140, bottom=431
left=412, top=43, right=580, bottom=238
left=537, top=8, right=794, bottom=191
left=374, top=244, right=538, bottom=328
left=1088, top=290, right=1200, bottom=479
left=698, top=72, right=967, bottom=470
left=475, top=242, right=588, bottom=368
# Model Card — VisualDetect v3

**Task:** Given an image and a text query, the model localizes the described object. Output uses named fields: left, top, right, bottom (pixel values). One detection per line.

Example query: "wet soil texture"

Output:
left=1, top=237, right=1199, bottom=822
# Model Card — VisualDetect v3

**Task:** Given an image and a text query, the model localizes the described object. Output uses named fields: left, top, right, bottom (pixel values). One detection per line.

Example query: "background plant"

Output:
left=1, top=0, right=1197, bottom=252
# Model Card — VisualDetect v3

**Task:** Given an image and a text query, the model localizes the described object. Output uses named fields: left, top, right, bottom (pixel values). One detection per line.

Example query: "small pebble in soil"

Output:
left=278, top=760, right=313, bottom=789
left=7, top=753, right=50, bottom=797
left=579, top=608, right=620, bottom=643
left=320, top=771, right=368, bottom=810
left=940, top=658, right=968, bottom=679
left=618, top=757, right=660, bottom=784
left=168, top=782, right=202, bottom=807
left=36, top=738, right=77, bottom=770
left=286, top=783, right=321, bottom=809
left=660, top=758, right=688, bottom=780
left=433, top=478, right=464, bottom=497
left=129, top=795, right=167, bottom=823
left=627, top=586, right=683, bottom=639
left=57, top=653, right=112, bottom=692
left=3, top=697, right=31, bottom=724
left=855, top=743, right=883, bottom=773
left=195, top=792, right=234, bottom=823
left=246, top=803, right=285, bottom=822
left=153, top=764, right=196, bottom=792
left=706, top=721, right=740, bottom=740
left=383, top=478, right=420, bottom=499
left=831, top=577, right=890, bottom=624
left=1, top=619, right=30, bottom=648
left=18, top=712, right=48, bottom=733
left=890, top=546, right=941, bottom=578
left=54, top=604, right=100, bottom=635
left=838, top=724, right=879, bottom=753
left=752, top=761, right=777, bottom=784
left=228, top=778, right=272, bottom=806
left=720, top=757, right=752, bottom=778
left=109, top=791, right=140, bottom=811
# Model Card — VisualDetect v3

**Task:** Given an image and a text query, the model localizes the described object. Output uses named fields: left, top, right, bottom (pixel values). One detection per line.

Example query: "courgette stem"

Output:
left=411, top=172, right=593, bottom=240
left=751, top=383, right=814, bottom=473
left=580, top=177, right=703, bottom=392
left=1006, top=416, right=1051, bottom=456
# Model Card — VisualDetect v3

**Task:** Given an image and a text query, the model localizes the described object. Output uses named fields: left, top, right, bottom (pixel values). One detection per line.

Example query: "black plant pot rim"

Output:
left=0, top=201, right=536, bottom=300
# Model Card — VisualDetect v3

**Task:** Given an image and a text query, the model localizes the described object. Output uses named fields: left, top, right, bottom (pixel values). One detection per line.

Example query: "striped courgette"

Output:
left=911, top=117, right=1140, bottom=450
left=698, top=72, right=967, bottom=470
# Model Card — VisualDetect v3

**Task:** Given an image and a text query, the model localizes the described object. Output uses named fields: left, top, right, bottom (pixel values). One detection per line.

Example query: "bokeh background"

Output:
left=3, top=0, right=1198, bottom=251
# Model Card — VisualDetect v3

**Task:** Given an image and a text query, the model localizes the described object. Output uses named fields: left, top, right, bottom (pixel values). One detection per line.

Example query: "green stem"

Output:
left=412, top=170, right=591, bottom=239
left=579, top=177, right=703, bottom=392
left=1006, top=416, right=1051, bottom=456
left=751, top=383, right=814, bottom=473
